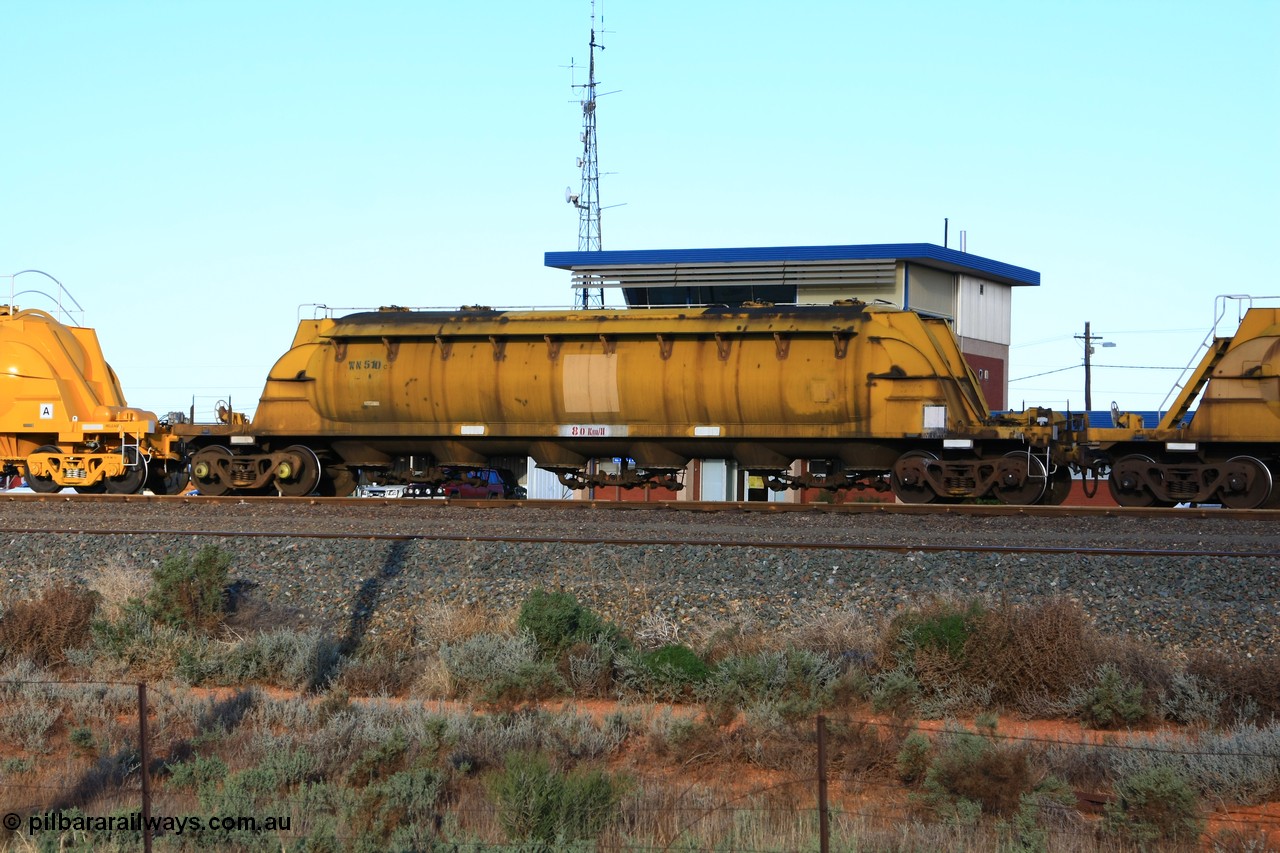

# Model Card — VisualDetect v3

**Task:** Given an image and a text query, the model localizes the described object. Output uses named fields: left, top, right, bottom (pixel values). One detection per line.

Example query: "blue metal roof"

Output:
left=545, top=243, right=1040, bottom=287
left=1080, top=410, right=1191, bottom=429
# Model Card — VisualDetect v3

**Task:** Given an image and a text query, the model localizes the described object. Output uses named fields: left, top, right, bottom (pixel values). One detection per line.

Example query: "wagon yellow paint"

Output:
left=0, top=306, right=181, bottom=490
left=218, top=304, right=1049, bottom=471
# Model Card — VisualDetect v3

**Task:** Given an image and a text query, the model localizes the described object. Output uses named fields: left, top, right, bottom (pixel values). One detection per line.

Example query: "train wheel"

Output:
left=993, top=451, right=1048, bottom=505
left=1107, top=454, right=1170, bottom=507
left=104, top=447, right=148, bottom=494
left=890, top=450, right=939, bottom=504
left=277, top=445, right=322, bottom=496
left=1266, top=464, right=1280, bottom=508
left=147, top=463, right=191, bottom=495
left=74, top=482, right=107, bottom=494
left=23, top=445, right=63, bottom=493
left=1041, top=465, right=1073, bottom=505
left=191, top=446, right=233, bottom=496
left=318, top=466, right=357, bottom=497
left=1218, top=456, right=1274, bottom=509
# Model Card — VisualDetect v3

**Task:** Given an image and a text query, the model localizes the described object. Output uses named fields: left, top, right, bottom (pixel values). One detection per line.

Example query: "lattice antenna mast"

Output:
left=567, top=1, right=605, bottom=309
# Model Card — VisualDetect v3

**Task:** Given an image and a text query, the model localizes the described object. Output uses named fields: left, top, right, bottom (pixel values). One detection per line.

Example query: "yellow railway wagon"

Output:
left=0, top=306, right=185, bottom=494
left=1072, top=305, right=1280, bottom=508
left=180, top=303, right=1064, bottom=503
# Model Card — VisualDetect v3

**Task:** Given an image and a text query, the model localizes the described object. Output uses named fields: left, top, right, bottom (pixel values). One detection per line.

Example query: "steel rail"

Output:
left=1, top=526, right=1273, bottom=559
left=4, top=492, right=1280, bottom=521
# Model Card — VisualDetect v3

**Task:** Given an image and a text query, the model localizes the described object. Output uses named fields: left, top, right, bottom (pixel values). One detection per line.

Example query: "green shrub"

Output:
left=517, top=589, right=623, bottom=656
left=896, top=731, right=931, bottom=785
left=346, top=767, right=445, bottom=848
left=167, top=755, right=229, bottom=789
left=633, top=644, right=710, bottom=701
left=488, top=751, right=626, bottom=845
left=1103, top=765, right=1204, bottom=846
left=920, top=727, right=1034, bottom=818
left=68, top=725, right=96, bottom=755
left=1073, top=663, right=1146, bottom=728
left=641, top=644, right=709, bottom=680
left=699, top=648, right=841, bottom=721
left=870, top=667, right=920, bottom=717
left=888, top=598, right=985, bottom=662
left=148, top=545, right=232, bottom=630
left=439, top=631, right=565, bottom=703
left=177, top=628, right=342, bottom=691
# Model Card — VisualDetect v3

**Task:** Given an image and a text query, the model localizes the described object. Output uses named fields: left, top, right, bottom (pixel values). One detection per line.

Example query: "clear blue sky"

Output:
left=4, top=1, right=1276, bottom=418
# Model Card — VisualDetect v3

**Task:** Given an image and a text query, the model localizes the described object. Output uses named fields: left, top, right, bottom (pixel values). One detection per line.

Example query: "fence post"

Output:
left=138, top=682, right=152, bottom=853
left=816, top=714, right=829, bottom=853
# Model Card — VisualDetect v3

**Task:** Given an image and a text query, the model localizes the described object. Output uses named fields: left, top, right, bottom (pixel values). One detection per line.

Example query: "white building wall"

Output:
left=699, top=459, right=737, bottom=501
left=956, top=275, right=1011, bottom=345
left=525, top=459, right=573, bottom=500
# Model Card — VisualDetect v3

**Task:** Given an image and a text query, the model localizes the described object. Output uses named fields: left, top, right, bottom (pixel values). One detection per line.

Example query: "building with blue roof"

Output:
left=545, top=243, right=1039, bottom=409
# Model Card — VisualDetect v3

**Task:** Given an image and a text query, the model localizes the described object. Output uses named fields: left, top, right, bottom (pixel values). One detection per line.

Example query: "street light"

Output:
left=1075, top=321, right=1117, bottom=411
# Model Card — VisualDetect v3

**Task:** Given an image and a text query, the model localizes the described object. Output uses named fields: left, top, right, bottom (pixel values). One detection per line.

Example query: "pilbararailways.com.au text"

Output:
left=12, top=811, right=291, bottom=836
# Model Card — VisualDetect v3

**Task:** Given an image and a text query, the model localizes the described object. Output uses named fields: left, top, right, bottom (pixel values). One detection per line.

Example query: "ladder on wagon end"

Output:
left=1156, top=294, right=1254, bottom=432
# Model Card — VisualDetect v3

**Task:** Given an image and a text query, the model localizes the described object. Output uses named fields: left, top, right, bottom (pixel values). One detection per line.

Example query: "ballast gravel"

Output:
left=1, top=499, right=1276, bottom=656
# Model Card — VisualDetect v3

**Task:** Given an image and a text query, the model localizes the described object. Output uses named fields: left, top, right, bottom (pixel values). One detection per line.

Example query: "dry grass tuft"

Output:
left=0, top=583, right=99, bottom=667
left=786, top=607, right=879, bottom=658
left=415, top=598, right=510, bottom=652
left=961, top=597, right=1103, bottom=710
left=1186, top=649, right=1280, bottom=723
left=82, top=555, right=151, bottom=621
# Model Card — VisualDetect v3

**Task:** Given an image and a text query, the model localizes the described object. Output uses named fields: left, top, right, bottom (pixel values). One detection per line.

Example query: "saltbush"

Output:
left=1187, top=650, right=1280, bottom=724
left=1073, top=662, right=1146, bottom=728
left=896, top=731, right=932, bottom=785
left=699, top=648, right=841, bottom=721
left=347, top=767, right=445, bottom=848
left=918, top=727, right=1035, bottom=818
left=1103, top=765, right=1204, bottom=846
left=148, top=545, right=232, bottom=630
left=870, top=666, right=921, bottom=717
left=176, top=628, right=342, bottom=691
left=488, top=750, right=627, bottom=845
left=439, top=631, right=565, bottom=704
left=1160, top=672, right=1227, bottom=727
left=517, top=589, right=624, bottom=656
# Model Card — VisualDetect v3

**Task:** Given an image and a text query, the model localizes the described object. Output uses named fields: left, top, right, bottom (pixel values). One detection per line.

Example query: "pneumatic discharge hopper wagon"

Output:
left=177, top=301, right=1069, bottom=504
left=0, top=306, right=186, bottom=494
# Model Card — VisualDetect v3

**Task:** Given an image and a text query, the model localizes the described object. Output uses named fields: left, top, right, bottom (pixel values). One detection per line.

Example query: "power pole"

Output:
left=1075, top=322, right=1115, bottom=412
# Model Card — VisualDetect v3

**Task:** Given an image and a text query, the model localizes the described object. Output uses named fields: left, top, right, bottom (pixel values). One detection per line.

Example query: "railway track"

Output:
left=5, top=491, right=1280, bottom=520
left=2, top=491, right=1276, bottom=655
left=0, top=523, right=1272, bottom=560
left=3, top=492, right=1278, bottom=557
